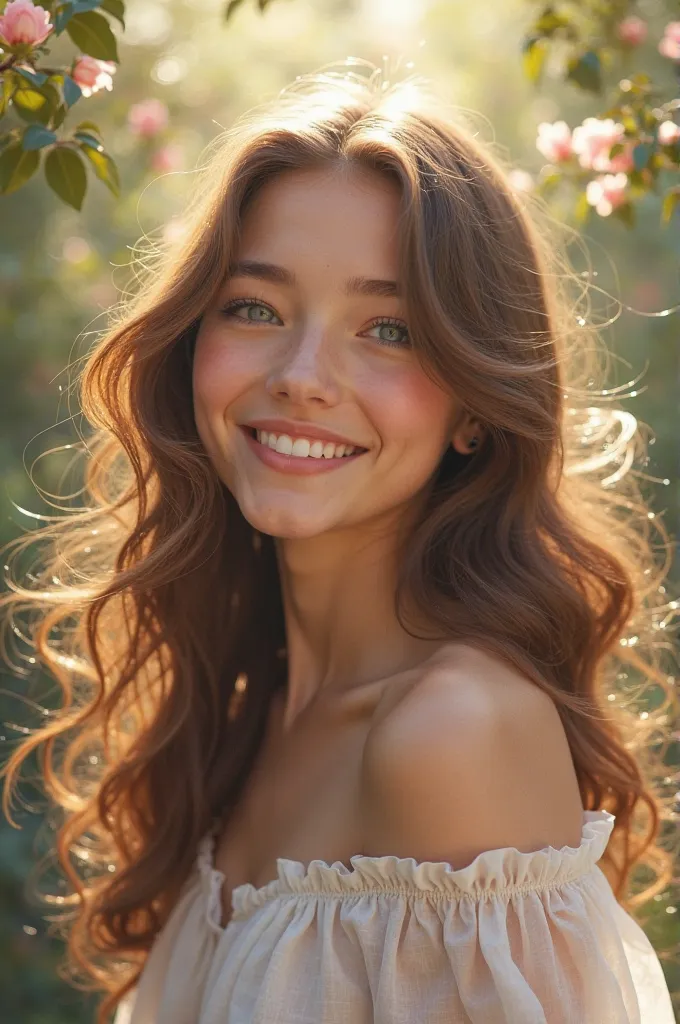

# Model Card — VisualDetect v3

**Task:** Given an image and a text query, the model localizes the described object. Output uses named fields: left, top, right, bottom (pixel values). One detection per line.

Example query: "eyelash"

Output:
left=218, top=297, right=411, bottom=349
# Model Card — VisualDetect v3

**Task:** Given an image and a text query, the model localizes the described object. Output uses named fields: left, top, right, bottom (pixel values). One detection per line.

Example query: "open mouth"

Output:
left=242, top=426, right=368, bottom=461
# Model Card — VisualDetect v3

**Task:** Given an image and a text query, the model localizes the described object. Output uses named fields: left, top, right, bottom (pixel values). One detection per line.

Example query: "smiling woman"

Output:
left=192, top=162, right=462, bottom=538
left=1, top=63, right=678, bottom=1024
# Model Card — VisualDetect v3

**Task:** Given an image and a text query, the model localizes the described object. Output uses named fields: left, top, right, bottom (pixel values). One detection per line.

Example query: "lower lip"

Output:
left=240, top=427, right=368, bottom=475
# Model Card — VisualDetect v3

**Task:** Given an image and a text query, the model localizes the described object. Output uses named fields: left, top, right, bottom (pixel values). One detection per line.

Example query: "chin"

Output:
left=239, top=503, right=331, bottom=541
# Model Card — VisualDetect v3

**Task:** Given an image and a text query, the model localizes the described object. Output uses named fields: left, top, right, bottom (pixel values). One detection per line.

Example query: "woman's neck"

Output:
left=273, top=507, right=446, bottom=725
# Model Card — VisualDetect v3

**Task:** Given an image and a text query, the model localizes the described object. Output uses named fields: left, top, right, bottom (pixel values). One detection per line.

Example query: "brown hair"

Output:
left=2, top=64, right=678, bottom=1022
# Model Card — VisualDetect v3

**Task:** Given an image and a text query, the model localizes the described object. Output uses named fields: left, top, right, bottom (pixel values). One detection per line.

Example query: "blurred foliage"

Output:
left=3, top=0, right=680, bottom=222
left=0, top=0, right=678, bottom=1020
left=521, top=0, right=680, bottom=228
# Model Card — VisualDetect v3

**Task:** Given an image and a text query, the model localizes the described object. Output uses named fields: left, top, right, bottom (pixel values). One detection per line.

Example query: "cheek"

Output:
left=192, top=329, right=261, bottom=432
left=192, top=331, right=254, bottom=471
left=370, top=364, right=454, bottom=454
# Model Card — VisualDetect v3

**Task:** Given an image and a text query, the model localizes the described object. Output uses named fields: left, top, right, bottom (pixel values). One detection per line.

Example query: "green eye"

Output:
left=364, top=318, right=411, bottom=348
left=220, top=299, right=281, bottom=324
left=218, top=301, right=410, bottom=349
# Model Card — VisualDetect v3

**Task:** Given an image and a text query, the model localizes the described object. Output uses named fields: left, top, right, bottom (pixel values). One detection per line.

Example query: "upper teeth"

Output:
left=255, top=430, right=358, bottom=459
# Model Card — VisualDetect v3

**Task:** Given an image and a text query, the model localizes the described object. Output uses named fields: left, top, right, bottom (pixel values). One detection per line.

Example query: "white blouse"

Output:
left=113, top=809, right=674, bottom=1023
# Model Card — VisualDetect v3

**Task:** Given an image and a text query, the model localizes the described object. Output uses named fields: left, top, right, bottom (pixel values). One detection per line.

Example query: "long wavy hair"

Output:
left=2, top=65, right=679, bottom=1022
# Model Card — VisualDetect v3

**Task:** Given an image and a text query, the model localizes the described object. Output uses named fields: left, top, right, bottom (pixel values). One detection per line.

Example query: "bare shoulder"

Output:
left=361, top=645, right=584, bottom=867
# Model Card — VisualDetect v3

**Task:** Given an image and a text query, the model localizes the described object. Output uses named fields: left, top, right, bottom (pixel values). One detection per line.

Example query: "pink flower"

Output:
left=607, top=141, right=635, bottom=173
left=0, top=0, right=53, bottom=47
left=585, top=173, right=629, bottom=217
left=572, top=117, right=633, bottom=173
left=127, top=98, right=169, bottom=138
left=151, top=143, right=184, bottom=172
left=658, top=119, right=680, bottom=146
left=616, top=16, right=648, bottom=46
left=536, top=121, right=572, bottom=163
left=659, top=22, right=680, bottom=60
left=72, top=56, right=116, bottom=98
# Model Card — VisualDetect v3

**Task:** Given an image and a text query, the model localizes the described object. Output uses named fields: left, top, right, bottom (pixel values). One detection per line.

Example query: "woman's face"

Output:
left=193, top=164, right=461, bottom=540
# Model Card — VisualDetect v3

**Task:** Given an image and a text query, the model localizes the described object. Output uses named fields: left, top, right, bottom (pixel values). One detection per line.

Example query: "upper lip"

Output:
left=241, top=418, right=368, bottom=449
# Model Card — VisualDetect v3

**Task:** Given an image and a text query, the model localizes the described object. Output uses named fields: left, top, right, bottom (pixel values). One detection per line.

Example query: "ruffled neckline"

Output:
left=195, top=809, right=615, bottom=927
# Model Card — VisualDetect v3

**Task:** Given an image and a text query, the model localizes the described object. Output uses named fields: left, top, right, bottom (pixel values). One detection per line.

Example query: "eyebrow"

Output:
left=226, top=260, right=401, bottom=298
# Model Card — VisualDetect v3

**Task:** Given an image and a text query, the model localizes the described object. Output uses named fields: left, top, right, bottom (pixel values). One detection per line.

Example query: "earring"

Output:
left=451, top=435, right=480, bottom=455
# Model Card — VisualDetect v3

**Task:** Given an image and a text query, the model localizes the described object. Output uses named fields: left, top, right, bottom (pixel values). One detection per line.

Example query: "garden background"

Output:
left=1, top=0, right=679, bottom=1019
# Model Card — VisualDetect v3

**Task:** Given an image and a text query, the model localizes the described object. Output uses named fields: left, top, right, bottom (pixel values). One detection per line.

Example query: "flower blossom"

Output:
left=151, top=143, right=184, bottom=173
left=572, top=117, right=634, bottom=173
left=536, top=121, right=572, bottom=163
left=585, top=173, right=629, bottom=217
left=127, top=98, right=169, bottom=138
left=0, top=0, right=53, bottom=47
left=659, top=22, right=680, bottom=60
left=658, top=120, right=680, bottom=146
left=71, top=56, right=117, bottom=98
left=616, top=16, right=648, bottom=46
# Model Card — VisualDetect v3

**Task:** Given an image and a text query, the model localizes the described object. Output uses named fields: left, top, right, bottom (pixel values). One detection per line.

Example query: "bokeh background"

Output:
left=1, top=0, right=679, bottom=1019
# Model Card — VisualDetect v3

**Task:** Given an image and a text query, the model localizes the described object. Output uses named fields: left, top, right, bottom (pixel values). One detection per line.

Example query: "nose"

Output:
left=265, top=323, right=342, bottom=407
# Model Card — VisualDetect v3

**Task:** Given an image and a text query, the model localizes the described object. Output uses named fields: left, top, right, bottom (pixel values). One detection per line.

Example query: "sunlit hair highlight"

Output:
left=1, top=62, right=678, bottom=1021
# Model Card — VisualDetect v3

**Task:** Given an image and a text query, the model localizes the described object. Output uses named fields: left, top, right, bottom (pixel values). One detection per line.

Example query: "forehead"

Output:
left=236, top=164, right=404, bottom=265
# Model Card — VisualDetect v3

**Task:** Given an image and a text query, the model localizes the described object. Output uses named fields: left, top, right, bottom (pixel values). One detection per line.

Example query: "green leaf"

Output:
left=628, top=169, right=647, bottom=190
left=74, top=130, right=103, bottom=149
left=566, top=50, right=602, bottom=94
left=0, top=142, right=40, bottom=194
left=15, top=67, right=49, bottom=87
left=51, top=104, right=69, bottom=130
left=611, top=202, right=635, bottom=228
left=66, top=10, right=118, bottom=61
left=12, top=83, right=59, bottom=125
left=0, top=75, right=14, bottom=118
left=225, top=0, right=247, bottom=21
left=538, top=167, right=562, bottom=192
left=632, top=143, right=651, bottom=171
left=62, top=74, right=82, bottom=107
left=75, top=119, right=103, bottom=136
left=573, top=191, right=592, bottom=225
left=79, top=141, right=120, bottom=196
left=100, top=0, right=125, bottom=26
left=13, top=88, right=47, bottom=113
left=21, top=125, right=57, bottom=150
left=54, top=2, right=76, bottom=33
left=644, top=109, right=660, bottom=134
left=44, top=145, right=87, bottom=209
left=661, top=189, right=680, bottom=225
left=533, top=5, right=570, bottom=36
left=70, top=0, right=105, bottom=12
left=522, top=36, right=547, bottom=84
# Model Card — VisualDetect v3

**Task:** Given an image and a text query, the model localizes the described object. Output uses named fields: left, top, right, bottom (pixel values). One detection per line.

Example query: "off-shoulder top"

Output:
left=112, top=809, right=674, bottom=1023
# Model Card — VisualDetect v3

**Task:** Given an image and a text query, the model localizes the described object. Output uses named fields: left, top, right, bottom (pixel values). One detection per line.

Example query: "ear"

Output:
left=450, top=415, right=486, bottom=456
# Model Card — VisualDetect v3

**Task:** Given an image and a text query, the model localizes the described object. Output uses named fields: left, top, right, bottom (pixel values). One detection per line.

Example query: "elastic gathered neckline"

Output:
left=115, top=804, right=677, bottom=1024
left=195, top=809, right=615, bottom=927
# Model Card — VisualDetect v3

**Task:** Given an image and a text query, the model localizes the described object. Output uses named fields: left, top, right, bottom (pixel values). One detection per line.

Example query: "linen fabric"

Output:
left=113, top=809, right=674, bottom=1023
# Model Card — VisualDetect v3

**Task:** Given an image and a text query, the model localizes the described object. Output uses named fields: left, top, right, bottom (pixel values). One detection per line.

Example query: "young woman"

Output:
left=2, top=66, right=678, bottom=1024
